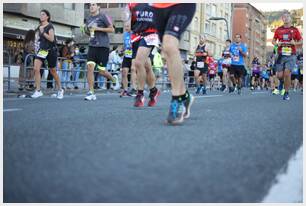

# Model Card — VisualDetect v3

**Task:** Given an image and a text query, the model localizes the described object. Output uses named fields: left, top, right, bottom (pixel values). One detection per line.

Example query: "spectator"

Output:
left=21, top=29, right=36, bottom=90
left=61, top=38, right=74, bottom=90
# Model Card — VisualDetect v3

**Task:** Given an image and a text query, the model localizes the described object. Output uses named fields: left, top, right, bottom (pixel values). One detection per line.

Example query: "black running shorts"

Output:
left=35, top=47, right=58, bottom=68
left=122, top=56, right=132, bottom=69
left=87, top=47, right=109, bottom=71
left=229, top=65, right=245, bottom=78
left=154, top=3, right=196, bottom=41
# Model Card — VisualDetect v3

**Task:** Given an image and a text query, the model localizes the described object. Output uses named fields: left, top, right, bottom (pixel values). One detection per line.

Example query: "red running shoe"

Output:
left=134, top=93, right=145, bottom=107
left=148, top=89, right=160, bottom=107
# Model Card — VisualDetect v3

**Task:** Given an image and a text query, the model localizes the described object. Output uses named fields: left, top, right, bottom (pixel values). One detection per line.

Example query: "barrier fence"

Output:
left=5, top=52, right=231, bottom=93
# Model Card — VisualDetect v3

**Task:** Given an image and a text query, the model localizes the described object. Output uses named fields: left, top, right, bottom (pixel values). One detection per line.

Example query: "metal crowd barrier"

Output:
left=3, top=50, right=13, bottom=92
left=22, top=54, right=226, bottom=92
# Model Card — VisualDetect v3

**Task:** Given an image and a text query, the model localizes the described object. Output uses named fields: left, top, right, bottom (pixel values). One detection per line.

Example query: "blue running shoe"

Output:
left=283, top=92, right=290, bottom=100
left=196, top=86, right=201, bottom=94
left=166, top=99, right=186, bottom=125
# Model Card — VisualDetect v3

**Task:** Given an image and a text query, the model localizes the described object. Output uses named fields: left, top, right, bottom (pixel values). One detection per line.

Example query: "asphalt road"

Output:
left=3, top=89, right=303, bottom=203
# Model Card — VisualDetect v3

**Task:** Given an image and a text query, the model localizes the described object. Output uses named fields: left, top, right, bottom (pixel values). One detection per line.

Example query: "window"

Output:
left=206, top=4, right=211, bottom=17
left=114, top=21, right=123, bottom=33
left=212, top=4, right=217, bottom=17
left=194, top=17, right=199, bottom=32
left=183, top=31, right=190, bottom=41
left=100, top=3, right=108, bottom=8
left=108, top=3, right=120, bottom=8
left=64, top=3, right=75, bottom=10
left=205, top=21, right=210, bottom=33
left=219, top=27, right=223, bottom=39
left=212, top=23, right=217, bottom=35
left=225, top=13, right=229, bottom=22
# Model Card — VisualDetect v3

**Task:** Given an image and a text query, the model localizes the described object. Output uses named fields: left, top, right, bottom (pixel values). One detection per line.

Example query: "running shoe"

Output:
left=129, top=88, right=137, bottom=97
left=237, top=88, right=241, bottom=95
left=195, top=86, right=201, bottom=94
left=57, top=89, right=64, bottom=99
left=283, top=92, right=290, bottom=100
left=250, top=86, right=254, bottom=90
left=120, top=90, right=130, bottom=98
left=166, top=99, right=186, bottom=125
left=183, top=94, right=194, bottom=119
left=84, top=91, right=96, bottom=101
left=148, top=89, right=160, bottom=107
left=31, top=90, right=43, bottom=98
left=229, top=87, right=235, bottom=93
left=202, top=87, right=207, bottom=95
left=134, top=93, right=145, bottom=107
left=272, top=89, right=279, bottom=95
left=280, top=89, right=286, bottom=96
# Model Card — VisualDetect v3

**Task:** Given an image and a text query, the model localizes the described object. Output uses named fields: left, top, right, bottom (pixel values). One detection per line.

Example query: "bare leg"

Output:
left=33, top=59, right=43, bottom=91
left=162, top=35, right=185, bottom=96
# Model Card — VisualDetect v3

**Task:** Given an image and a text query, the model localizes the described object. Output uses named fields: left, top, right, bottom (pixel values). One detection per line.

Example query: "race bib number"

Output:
left=281, top=47, right=292, bottom=56
left=144, top=33, right=160, bottom=46
left=37, top=49, right=49, bottom=59
left=124, top=49, right=132, bottom=58
left=209, top=69, right=216, bottom=75
left=223, top=58, right=231, bottom=65
left=197, top=61, right=205, bottom=68
left=233, top=55, right=240, bottom=62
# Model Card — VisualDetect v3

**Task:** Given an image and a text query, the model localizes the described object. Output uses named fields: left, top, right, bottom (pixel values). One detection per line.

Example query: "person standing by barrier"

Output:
left=60, top=38, right=74, bottom=90
left=272, top=12, right=303, bottom=100
left=21, top=29, right=35, bottom=90
left=83, top=3, right=116, bottom=100
left=31, top=9, right=64, bottom=99
left=151, top=3, right=196, bottom=125
left=72, top=44, right=82, bottom=89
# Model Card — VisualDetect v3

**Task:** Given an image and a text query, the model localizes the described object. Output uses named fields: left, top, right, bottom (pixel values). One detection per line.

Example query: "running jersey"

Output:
left=229, top=42, right=247, bottom=65
left=150, top=3, right=178, bottom=8
left=273, top=25, right=302, bottom=55
left=195, top=44, right=208, bottom=62
left=34, top=23, right=57, bottom=53
left=292, top=64, right=299, bottom=75
left=217, top=58, right=223, bottom=73
left=123, top=31, right=132, bottom=58
left=208, top=59, right=217, bottom=75
left=129, top=3, right=157, bottom=42
left=261, top=69, right=269, bottom=79
left=252, top=64, right=260, bottom=74
left=222, top=48, right=231, bottom=58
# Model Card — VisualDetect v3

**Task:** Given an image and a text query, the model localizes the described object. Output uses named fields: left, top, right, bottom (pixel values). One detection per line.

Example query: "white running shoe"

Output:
left=31, top=90, right=43, bottom=98
left=57, top=89, right=64, bottom=99
left=84, top=91, right=96, bottom=101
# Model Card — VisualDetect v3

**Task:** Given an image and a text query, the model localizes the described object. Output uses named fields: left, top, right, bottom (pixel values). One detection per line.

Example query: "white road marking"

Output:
left=262, top=146, right=303, bottom=203
left=195, top=95, right=223, bottom=98
left=3, top=108, right=22, bottom=112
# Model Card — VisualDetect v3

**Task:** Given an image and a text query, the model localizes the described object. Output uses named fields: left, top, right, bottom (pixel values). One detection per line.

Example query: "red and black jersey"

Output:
left=129, top=3, right=157, bottom=42
left=273, top=25, right=302, bottom=55
left=195, top=44, right=208, bottom=62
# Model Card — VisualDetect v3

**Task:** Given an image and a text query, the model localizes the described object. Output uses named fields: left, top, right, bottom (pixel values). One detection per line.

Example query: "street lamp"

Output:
left=209, top=17, right=230, bottom=40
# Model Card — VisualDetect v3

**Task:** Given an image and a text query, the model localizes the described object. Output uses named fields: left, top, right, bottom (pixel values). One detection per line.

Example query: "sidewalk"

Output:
left=3, top=78, right=120, bottom=98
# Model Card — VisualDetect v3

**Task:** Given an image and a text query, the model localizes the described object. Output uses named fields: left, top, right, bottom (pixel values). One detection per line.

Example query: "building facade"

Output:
left=188, top=3, right=233, bottom=59
left=232, top=3, right=267, bottom=67
left=3, top=3, right=84, bottom=63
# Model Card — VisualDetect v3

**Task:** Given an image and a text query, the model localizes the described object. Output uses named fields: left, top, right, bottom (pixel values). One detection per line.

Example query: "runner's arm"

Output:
left=42, top=29, right=55, bottom=42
